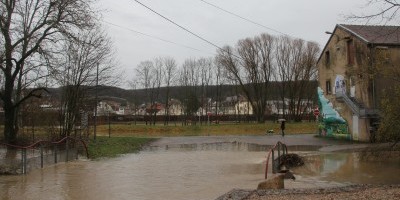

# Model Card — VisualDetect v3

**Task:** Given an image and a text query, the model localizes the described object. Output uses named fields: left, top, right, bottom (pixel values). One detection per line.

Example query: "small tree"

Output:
left=50, top=25, right=116, bottom=137
left=378, top=86, right=400, bottom=144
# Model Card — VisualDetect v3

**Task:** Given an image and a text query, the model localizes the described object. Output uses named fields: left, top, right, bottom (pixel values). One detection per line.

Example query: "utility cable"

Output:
left=132, top=0, right=242, bottom=60
left=103, top=20, right=214, bottom=56
left=199, top=0, right=290, bottom=37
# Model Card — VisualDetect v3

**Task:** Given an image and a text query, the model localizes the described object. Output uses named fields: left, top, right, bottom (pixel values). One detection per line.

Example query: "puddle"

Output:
left=0, top=142, right=399, bottom=200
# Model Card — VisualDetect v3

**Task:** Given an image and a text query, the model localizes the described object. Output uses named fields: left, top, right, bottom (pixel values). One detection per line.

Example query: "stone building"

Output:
left=317, top=24, right=400, bottom=141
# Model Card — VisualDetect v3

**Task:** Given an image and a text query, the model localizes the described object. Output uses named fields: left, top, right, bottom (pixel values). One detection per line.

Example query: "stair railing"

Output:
left=264, top=141, right=288, bottom=179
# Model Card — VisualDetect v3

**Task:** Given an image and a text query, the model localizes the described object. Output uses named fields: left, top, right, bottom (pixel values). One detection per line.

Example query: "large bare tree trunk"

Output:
left=0, top=0, right=96, bottom=143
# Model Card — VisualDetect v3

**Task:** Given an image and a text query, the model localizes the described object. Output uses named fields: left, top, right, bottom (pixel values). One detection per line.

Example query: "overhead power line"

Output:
left=199, top=0, right=290, bottom=37
left=132, top=0, right=240, bottom=59
left=103, top=20, right=214, bottom=55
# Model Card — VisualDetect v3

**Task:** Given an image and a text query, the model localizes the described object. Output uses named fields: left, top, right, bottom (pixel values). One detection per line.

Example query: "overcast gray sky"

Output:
left=97, top=0, right=370, bottom=87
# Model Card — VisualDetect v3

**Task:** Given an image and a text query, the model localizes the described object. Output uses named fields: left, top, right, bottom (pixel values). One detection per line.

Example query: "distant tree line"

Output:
left=131, top=33, right=320, bottom=124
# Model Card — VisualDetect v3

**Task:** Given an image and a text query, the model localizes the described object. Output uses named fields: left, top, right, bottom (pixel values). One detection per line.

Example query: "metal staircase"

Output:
left=336, top=91, right=379, bottom=118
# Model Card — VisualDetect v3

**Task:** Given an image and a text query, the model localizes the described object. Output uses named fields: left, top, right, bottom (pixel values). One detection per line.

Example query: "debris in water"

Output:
left=275, top=153, right=304, bottom=169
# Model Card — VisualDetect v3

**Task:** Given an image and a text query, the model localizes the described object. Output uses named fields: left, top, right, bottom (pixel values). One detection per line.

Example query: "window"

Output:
left=325, top=51, right=330, bottom=67
left=347, top=40, right=354, bottom=66
left=326, top=80, right=331, bottom=94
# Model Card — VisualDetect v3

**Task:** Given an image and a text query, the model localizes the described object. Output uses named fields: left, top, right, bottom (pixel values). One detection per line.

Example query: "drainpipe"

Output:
left=371, top=44, right=376, bottom=109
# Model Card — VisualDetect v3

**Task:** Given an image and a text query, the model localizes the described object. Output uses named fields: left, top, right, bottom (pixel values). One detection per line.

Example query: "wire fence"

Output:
left=0, top=137, right=88, bottom=175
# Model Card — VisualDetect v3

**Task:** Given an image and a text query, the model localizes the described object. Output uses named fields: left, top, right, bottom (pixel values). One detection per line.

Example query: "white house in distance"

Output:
left=98, top=96, right=313, bottom=118
left=97, top=98, right=131, bottom=116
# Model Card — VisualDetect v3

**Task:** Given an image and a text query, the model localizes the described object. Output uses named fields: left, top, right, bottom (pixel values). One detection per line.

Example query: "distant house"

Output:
left=97, top=98, right=131, bottom=116
left=166, top=99, right=183, bottom=116
left=145, top=102, right=163, bottom=115
left=220, top=96, right=239, bottom=115
left=137, top=103, right=147, bottom=116
left=97, top=101, right=115, bottom=116
left=317, top=24, right=400, bottom=141
left=234, top=96, right=253, bottom=115
left=196, top=98, right=213, bottom=116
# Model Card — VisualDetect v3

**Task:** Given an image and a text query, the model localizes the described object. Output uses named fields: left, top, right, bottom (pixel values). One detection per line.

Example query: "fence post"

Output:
left=66, top=139, right=69, bottom=162
left=271, top=149, right=275, bottom=173
left=75, top=140, right=79, bottom=160
left=21, top=148, right=27, bottom=174
left=54, top=145, right=57, bottom=164
left=40, top=145, right=44, bottom=168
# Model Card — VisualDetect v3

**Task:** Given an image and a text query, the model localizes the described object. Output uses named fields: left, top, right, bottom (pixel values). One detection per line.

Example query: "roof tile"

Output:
left=340, top=24, right=400, bottom=45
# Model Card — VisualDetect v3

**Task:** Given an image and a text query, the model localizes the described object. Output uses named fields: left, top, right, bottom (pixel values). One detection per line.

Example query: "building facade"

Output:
left=318, top=24, right=400, bottom=141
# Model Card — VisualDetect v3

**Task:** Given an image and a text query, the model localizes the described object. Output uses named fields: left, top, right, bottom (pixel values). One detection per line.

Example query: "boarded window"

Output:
left=326, top=80, right=331, bottom=94
left=325, top=51, right=330, bottom=67
left=347, top=40, right=354, bottom=66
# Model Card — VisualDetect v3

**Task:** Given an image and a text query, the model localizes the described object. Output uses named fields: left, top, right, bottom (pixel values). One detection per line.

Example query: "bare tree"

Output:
left=135, top=60, right=154, bottom=125
left=274, top=36, right=291, bottom=119
left=50, top=25, right=116, bottom=137
left=150, top=57, right=163, bottom=125
left=213, top=59, right=225, bottom=122
left=162, top=56, right=177, bottom=125
left=179, top=58, right=200, bottom=125
left=217, top=33, right=275, bottom=123
left=275, top=36, right=319, bottom=121
left=0, top=0, right=95, bottom=143
left=198, top=57, right=213, bottom=124
left=347, top=0, right=400, bottom=24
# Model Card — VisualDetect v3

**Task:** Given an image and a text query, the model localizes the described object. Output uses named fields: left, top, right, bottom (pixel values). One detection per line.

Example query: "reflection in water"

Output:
left=0, top=143, right=268, bottom=200
left=292, top=152, right=400, bottom=185
left=148, top=142, right=273, bottom=152
left=0, top=143, right=399, bottom=200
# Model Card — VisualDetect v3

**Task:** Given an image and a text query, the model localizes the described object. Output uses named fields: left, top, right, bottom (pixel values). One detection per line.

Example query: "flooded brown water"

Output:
left=293, top=152, right=400, bottom=185
left=0, top=143, right=399, bottom=200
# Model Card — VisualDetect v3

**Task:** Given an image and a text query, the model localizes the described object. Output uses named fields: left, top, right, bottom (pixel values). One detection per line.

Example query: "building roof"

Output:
left=318, top=24, right=400, bottom=63
left=339, top=24, right=400, bottom=45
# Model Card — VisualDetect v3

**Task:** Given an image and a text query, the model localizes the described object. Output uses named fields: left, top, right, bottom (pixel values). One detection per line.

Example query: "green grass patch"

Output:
left=87, top=136, right=155, bottom=159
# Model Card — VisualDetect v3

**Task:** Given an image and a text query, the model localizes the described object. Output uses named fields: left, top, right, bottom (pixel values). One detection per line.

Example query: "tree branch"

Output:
left=13, top=87, right=49, bottom=108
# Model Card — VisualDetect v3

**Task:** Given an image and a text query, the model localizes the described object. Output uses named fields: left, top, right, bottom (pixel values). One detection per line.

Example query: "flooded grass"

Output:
left=87, top=136, right=155, bottom=159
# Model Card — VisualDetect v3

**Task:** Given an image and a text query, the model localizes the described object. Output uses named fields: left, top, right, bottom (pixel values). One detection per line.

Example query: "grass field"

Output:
left=87, top=136, right=155, bottom=159
left=95, top=121, right=318, bottom=137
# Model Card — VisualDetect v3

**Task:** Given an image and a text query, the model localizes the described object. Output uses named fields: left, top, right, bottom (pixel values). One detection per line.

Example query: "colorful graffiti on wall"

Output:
left=317, top=87, right=351, bottom=140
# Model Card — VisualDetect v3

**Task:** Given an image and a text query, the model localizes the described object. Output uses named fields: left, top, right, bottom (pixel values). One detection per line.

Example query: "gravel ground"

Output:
left=216, top=185, right=400, bottom=200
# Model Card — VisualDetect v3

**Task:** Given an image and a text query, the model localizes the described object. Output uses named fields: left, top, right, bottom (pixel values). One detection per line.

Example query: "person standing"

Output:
left=280, top=120, right=285, bottom=137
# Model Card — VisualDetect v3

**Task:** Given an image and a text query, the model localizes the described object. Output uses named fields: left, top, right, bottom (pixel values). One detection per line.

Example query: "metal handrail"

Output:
left=336, top=91, right=380, bottom=117
left=336, top=91, right=360, bottom=115
left=1, top=137, right=89, bottom=174
left=0, top=136, right=89, bottom=158
left=264, top=141, right=287, bottom=179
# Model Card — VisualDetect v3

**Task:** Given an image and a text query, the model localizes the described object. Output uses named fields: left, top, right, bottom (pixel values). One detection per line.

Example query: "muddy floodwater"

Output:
left=1, top=142, right=399, bottom=200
